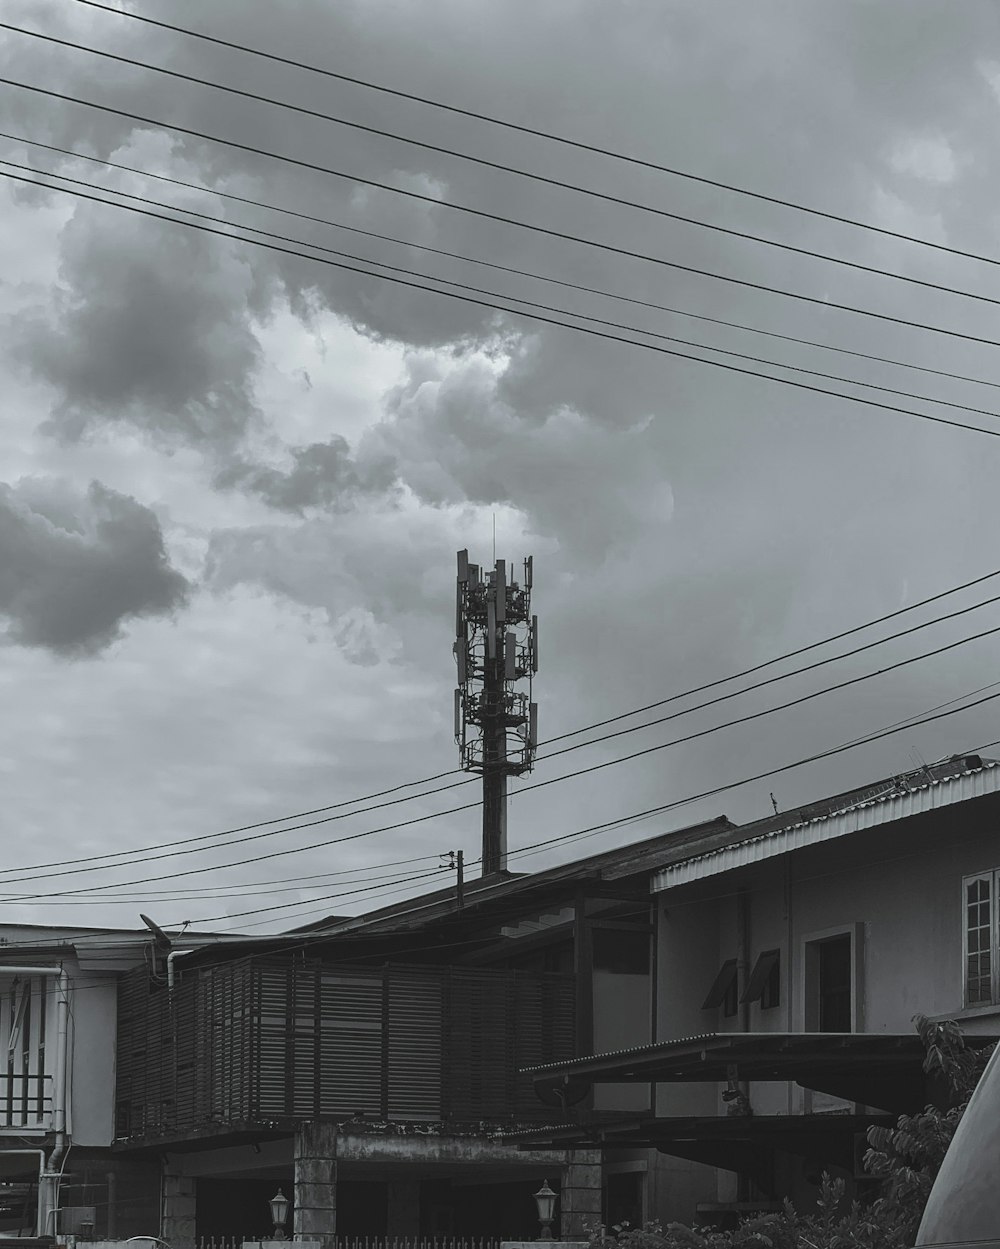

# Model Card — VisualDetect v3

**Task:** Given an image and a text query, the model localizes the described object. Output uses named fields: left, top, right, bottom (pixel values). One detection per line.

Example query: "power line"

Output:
left=508, top=682, right=1000, bottom=861
left=5, top=166, right=1000, bottom=455
left=2, top=681, right=999, bottom=946
left=0, top=858, right=444, bottom=905
left=512, top=618, right=1000, bottom=799
left=6, top=610, right=1000, bottom=900
left=544, top=565, right=1000, bottom=744
left=8, top=21, right=1000, bottom=315
left=4, top=81, right=1000, bottom=354
left=9, top=155, right=1000, bottom=430
left=539, top=589, right=1000, bottom=760
left=6, top=131, right=997, bottom=396
left=66, top=0, right=1000, bottom=273
left=0, top=541, right=993, bottom=889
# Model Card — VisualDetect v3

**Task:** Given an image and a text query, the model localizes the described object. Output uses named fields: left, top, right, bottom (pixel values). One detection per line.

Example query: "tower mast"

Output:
left=454, top=550, right=538, bottom=876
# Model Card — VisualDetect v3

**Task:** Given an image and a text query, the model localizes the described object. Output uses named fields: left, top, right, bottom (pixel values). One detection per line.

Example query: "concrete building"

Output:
left=524, top=754, right=1000, bottom=1225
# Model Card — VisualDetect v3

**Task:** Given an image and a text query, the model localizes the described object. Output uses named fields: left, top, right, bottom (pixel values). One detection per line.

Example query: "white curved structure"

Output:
left=917, top=1043, right=1000, bottom=1246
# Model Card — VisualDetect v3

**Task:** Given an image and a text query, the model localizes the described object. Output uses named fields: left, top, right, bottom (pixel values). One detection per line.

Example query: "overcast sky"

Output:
left=3, top=0, right=1000, bottom=935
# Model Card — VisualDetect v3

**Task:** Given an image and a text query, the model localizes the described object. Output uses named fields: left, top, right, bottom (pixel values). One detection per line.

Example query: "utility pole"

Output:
left=454, top=550, right=538, bottom=877
left=443, top=851, right=465, bottom=907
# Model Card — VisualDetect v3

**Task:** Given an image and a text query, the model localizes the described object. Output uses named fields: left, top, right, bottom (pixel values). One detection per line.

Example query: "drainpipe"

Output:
left=166, top=949, right=191, bottom=992
left=38, top=967, right=70, bottom=1238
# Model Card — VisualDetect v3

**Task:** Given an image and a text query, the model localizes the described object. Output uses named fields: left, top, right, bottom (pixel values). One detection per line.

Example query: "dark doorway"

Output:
left=805, top=933, right=853, bottom=1032
left=605, top=1170, right=644, bottom=1231
left=197, top=1175, right=294, bottom=1243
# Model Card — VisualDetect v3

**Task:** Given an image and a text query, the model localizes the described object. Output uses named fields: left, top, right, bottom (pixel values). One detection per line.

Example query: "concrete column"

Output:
left=162, top=1170, right=197, bottom=1249
left=560, top=1148, right=602, bottom=1241
left=294, top=1121, right=338, bottom=1248
left=386, top=1179, right=421, bottom=1237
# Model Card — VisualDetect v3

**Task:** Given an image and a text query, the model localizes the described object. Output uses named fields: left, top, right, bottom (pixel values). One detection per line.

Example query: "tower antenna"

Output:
left=453, top=549, right=538, bottom=876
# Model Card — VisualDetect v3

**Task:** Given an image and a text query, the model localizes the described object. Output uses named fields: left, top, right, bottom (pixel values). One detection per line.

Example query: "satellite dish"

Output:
left=139, top=913, right=172, bottom=951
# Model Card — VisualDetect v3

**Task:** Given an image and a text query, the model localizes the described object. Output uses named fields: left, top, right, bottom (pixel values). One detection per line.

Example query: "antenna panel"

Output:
left=529, top=702, right=538, bottom=748
left=504, top=631, right=516, bottom=680
left=531, top=615, right=539, bottom=672
left=456, top=642, right=468, bottom=685
left=524, top=555, right=533, bottom=588
left=486, top=598, right=496, bottom=658
left=457, top=548, right=469, bottom=583
left=454, top=689, right=462, bottom=741
left=495, top=559, right=506, bottom=623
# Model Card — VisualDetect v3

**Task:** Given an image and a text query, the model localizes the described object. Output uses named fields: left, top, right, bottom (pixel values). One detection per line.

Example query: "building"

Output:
left=523, top=754, right=1000, bottom=1224
left=7, top=753, right=999, bottom=1242
left=108, top=816, right=734, bottom=1245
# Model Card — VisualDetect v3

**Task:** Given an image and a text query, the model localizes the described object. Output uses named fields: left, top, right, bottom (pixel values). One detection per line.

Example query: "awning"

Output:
left=506, top=1111, right=894, bottom=1176
left=525, top=1031, right=999, bottom=1115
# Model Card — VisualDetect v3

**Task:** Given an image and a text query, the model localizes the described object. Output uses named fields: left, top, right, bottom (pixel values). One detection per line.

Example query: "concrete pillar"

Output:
left=560, top=1148, right=602, bottom=1241
left=386, top=1179, right=421, bottom=1237
left=162, top=1170, right=197, bottom=1249
left=294, top=1121, right=338, bottom=1249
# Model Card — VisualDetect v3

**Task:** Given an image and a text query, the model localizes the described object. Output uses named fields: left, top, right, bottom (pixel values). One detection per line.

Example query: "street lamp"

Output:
left=533, top=1179, right=557, bottom=1240
left=269, top=1189, right=290, bottom=1241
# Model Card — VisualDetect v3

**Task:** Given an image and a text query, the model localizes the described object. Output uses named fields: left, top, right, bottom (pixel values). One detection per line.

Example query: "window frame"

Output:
left=798, top=923, right=864, bottom=1033
left=963, top=870, right=998, bottom=1008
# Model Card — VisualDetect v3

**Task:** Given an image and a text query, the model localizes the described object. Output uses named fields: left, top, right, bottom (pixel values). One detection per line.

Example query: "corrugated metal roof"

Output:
left=653, top=759, right=1000, bottom=891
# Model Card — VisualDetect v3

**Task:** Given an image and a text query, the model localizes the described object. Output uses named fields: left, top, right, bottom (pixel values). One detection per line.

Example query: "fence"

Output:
left=197, top=1239, right=499, bottom=1249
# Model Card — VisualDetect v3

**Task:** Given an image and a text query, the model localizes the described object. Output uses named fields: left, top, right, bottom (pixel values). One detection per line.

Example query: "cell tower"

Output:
left=453, top=550, right=538, bottom=877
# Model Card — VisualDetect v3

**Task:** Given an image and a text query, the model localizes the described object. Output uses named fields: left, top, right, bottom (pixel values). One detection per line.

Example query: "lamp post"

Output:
left=269, top=1189, right=290, bottom=1241
left=533, top=1179, right=557, bottom=1241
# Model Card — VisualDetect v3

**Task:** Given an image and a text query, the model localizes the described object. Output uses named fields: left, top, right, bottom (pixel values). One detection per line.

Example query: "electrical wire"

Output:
left=6, top=611, right=1000, bottom=902
left=4, top=81, right=1000, bottom=353
left=0, top=859, right=445, bottom=905
left=0, top=541, right=990, bottom=894
left=537, top=589, right=1000, bottom=763
left=2, top=677, right=999, bottom=949
left=66, top=0, right=1000, bottom=274
left=8, top=21, right=1000, bottom=314
left=5, top=166, right=1000, bottom=458
left=9, top=156, right=1000, bottom=430
left=6, top=130, right=997, bottom=396
left=507, top=681, right=1000, bottom=861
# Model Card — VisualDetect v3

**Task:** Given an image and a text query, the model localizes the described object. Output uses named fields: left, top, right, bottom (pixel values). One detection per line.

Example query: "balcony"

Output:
left=114, top=957, right=575, bottom=1146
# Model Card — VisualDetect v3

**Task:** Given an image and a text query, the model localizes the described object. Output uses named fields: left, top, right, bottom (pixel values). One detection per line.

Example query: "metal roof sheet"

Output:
left=653, top=760, right=1000, bottom=891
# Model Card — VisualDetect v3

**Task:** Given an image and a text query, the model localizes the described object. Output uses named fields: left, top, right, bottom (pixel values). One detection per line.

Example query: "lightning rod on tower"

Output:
left=453, top=549, right=538, bottom=876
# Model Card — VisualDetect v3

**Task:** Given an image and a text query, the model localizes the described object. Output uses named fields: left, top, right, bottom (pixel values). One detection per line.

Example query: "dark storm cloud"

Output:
left=13, top=179, right=265, bottom=447
left=215, top=437, right=398, bottom=513
left=0, top=477, right=190, bottom=655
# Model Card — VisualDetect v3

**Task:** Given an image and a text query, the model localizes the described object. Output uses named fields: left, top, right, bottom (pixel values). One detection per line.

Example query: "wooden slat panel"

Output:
left=115, top=956, right=574, bottom=1141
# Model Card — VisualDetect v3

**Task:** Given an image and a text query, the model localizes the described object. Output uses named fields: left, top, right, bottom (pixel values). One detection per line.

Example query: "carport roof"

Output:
left=524, top=1031, right=999, bottom=1115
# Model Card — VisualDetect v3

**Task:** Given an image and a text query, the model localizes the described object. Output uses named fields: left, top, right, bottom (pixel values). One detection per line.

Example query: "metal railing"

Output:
left=0, top=1072, right=52, bottom=1129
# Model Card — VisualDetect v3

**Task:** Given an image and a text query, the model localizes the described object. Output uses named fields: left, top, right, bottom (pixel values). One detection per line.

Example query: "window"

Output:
left=702, top=959, right=739, bottom=1017
left=964, top=872, right=996, bottom=1006
left=742, top=949, right=781, bottom=1010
